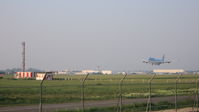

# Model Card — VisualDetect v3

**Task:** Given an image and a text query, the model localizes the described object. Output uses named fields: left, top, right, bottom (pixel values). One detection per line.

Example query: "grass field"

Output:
left=0, top=74, right=198, bottom=106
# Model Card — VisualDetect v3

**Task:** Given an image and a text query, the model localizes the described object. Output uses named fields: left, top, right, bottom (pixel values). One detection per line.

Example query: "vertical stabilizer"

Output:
left=162, top=54, right=165, bottom=61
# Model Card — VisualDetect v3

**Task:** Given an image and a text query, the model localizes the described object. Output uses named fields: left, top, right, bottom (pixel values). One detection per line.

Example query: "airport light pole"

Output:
left=146, top=73, right=156, bottom=112
left=82, top=73, right=89, bottom=112
left=175, top=74, right=182, bottom=112
left=39, top=73, right=47, bottom=112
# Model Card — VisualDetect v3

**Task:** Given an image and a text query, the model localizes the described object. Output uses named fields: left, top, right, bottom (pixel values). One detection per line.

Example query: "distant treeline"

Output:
left=0, top=68, right=43, bottom=74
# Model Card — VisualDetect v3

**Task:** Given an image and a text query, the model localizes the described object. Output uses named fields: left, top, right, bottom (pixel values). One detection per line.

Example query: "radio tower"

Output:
left=22, top=42, right=25, bottom=72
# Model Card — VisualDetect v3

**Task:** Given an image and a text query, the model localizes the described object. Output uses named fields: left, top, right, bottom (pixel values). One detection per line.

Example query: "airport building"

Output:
left=15, top=72, right=35, bottom=79
left=101, top=70, right=112, bottom=75
left=35, top=72, right=53, bottom=80
left=81, top=70, right=100, bottom=74
left=74, top=70, right=113, bottom=75
left=153, top=69, right=185, bottom=74
left=15, top=72, right=54, bottom=80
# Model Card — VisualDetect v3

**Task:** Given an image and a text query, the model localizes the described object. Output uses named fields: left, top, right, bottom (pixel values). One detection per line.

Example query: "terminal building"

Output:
left=153, top=69, right=185, bottom=74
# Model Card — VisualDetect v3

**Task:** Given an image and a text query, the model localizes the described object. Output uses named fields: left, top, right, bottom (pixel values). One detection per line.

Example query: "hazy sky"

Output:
left=0, top=0, right=199, bottom=71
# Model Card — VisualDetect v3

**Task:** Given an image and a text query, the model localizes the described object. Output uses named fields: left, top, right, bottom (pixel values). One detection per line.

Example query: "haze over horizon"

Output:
left=0, top=0, right=199, bottom=71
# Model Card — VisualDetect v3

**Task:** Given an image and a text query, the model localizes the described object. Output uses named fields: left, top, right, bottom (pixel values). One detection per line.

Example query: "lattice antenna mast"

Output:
left=22, top=42, right=25, bottom=72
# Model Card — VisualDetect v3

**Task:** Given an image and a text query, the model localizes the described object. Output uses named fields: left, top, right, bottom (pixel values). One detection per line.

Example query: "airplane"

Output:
left=143, top=55, right=171, bottom=65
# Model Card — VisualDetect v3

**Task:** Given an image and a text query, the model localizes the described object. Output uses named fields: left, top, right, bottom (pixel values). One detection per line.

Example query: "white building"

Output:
left=81, top=70, right=100, bottom=74
left=35, top=72, right=53, bottom=80
left=153, top=69, right=185, bottom=74
left=101, top=70, right=112, bottom=75
left=56, top=71, right=69, bottom=75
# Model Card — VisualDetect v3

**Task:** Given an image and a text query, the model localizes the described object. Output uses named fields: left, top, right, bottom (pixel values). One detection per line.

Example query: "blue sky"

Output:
left=0, top=0, right=199, bottom=71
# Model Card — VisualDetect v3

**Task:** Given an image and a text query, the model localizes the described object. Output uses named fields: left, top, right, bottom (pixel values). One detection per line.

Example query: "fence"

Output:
left=0, top=74, right=199, bottom=112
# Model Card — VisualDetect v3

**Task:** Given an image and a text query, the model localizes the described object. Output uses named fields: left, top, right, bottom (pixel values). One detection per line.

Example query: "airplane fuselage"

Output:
left=148, top=58, right=164, bottom=65
left=143, top=55, right=171, bottom=65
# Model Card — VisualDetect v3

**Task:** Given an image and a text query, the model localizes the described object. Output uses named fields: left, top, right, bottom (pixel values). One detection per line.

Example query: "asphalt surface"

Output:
left=0, top=96, right=194, bottom=112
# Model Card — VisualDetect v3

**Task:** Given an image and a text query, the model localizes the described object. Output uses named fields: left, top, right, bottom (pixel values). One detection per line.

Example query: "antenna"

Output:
left=22, top=42, right=25, bottom=72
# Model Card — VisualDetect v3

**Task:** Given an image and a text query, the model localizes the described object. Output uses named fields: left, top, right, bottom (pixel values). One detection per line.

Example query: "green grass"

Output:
left=0, top=74, right=198, bottom=106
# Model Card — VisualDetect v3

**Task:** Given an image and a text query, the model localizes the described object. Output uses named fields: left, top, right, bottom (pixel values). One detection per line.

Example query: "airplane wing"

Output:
left=164, top=61, right=171, bottom=63
left=143, top=60, right=149, bottom=63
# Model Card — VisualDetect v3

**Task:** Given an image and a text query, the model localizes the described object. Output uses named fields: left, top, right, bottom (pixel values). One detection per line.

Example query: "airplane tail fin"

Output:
left=162, top=54, right=165, bottom=61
